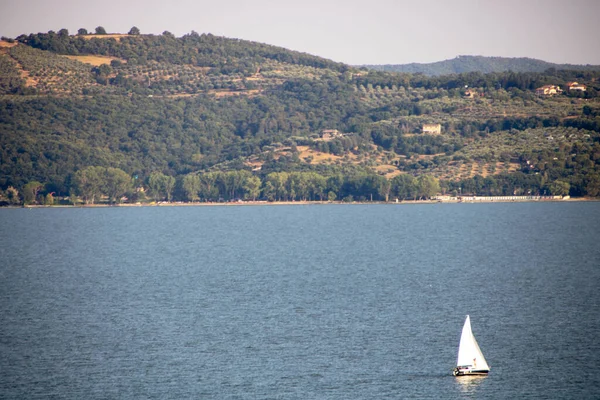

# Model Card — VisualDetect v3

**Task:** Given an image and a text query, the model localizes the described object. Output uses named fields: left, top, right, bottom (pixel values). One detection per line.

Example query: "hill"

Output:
left=363, top=55, right=600, bottom=76
left=1, top=31, right=600, bottom=204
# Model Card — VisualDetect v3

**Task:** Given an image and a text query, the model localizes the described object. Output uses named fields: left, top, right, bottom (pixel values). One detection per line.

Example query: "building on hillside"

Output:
left=535, top=85, right=562, bottom=96
left=321, top=129, right=342, bottom=140
left=463, top=89, right=480, bottom=99
left=567, top=82, right=586, bottom=92
left=422, top=124, right=441, bottom=134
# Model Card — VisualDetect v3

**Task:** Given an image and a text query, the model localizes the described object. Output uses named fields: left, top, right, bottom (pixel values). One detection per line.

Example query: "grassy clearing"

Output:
left=209, top=89, right=263, bottom=98
left=297, top=146, right=347, bottom=164
left=63, top=55, right=123, bottom=66
left=0, top=40, right=18, bottom=48
left=375, top=165, right=402, bottom=178
left=81, top=34, right=129, bottom=41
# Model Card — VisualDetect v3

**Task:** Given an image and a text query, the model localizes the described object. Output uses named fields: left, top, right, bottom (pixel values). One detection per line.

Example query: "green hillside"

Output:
left=364, top=55, right=600, bottom=76
left=1, top=30, right=600, bottom=205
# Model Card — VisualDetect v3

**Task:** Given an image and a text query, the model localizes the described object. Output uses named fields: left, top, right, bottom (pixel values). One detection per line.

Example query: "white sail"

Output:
left=456, top=315, right=489, bottom=371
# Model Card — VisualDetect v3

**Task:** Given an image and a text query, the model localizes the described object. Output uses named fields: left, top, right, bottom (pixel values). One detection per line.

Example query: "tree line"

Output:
left=7, top=165, right=598, bottom=207
left=1, top=168, right=442, bottom=205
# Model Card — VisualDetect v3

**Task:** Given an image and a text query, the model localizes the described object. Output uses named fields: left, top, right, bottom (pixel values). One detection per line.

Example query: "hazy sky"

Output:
left=1, top=0, right=599, bottom=65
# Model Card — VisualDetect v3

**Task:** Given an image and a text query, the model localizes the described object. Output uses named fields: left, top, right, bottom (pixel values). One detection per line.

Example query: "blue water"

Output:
left=1, top=203, right=599, bottom=399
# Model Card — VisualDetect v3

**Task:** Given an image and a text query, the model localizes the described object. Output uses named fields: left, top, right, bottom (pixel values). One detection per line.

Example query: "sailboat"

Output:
left=453, top=315, right=490, bottom=376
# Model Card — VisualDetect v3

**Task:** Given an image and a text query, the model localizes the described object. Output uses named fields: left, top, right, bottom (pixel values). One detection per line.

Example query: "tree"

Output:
left=391, top=174, right=415, bottom=200
left=69, top=193, right=79, bottom=205
left=243, top=175, right=261, bottom=201
left=93, top=64, right=112, bottom=84
left=23, top=181, right=43, bottom=205
left=222, top=170, right=250, bottom=200
left=416, top=175, right=440, bottom=200
left=548, top=180, right=570, bottom=196
left=128, top=26, right=140, bottom=35
left=288, top=172, right=308, bottom=200
left=183, top=174, right=201, bottom=202
left=105, top=168, right=132, bottom=203
left=265, top=172, right=289, bottom=201
left=584, top=174, right=600, bottom=197
left=307, top=173, right=327, bottom=201
left=6, top=186, right=20, bottom=205
left=44, top=193, right=55, bottom=205
left=377, top=176, right=392, bottom=202
left=164, top=176, right=176, bottom=202
left=148, top=171, right=167, bottom=201
left=73, top=166, right=104, bottom=204
left=327, top=174, right=344, bottom=198
left=77, top=28, right=88, bottom=35
left=199, top=173, right=219, bottom=201
left=95, top=26, right=107, bottom=35
left=263, top=180, right=275, bottom=201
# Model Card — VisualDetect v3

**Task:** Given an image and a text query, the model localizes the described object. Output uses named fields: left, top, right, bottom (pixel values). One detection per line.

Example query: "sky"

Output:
left=1, top=0, right=599, bottom=66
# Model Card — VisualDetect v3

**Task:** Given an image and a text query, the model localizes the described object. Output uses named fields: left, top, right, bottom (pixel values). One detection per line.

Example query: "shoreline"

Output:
left=7, top=196, right=597, bottom=209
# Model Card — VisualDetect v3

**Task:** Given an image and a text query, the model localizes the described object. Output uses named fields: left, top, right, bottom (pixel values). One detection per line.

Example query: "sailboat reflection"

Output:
left=455, top=374, right=487, bottom=393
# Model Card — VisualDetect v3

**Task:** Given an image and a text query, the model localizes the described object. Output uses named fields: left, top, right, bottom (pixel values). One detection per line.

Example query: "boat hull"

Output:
left=453, top=367, right=489, bottom=376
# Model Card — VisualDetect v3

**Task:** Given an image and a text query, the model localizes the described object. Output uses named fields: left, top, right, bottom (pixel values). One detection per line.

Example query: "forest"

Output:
left=1, top=28, right=600, bottom=205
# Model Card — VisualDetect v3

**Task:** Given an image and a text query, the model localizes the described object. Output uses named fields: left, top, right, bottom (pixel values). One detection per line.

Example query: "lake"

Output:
left=1, top=203, right=599, bottom=399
